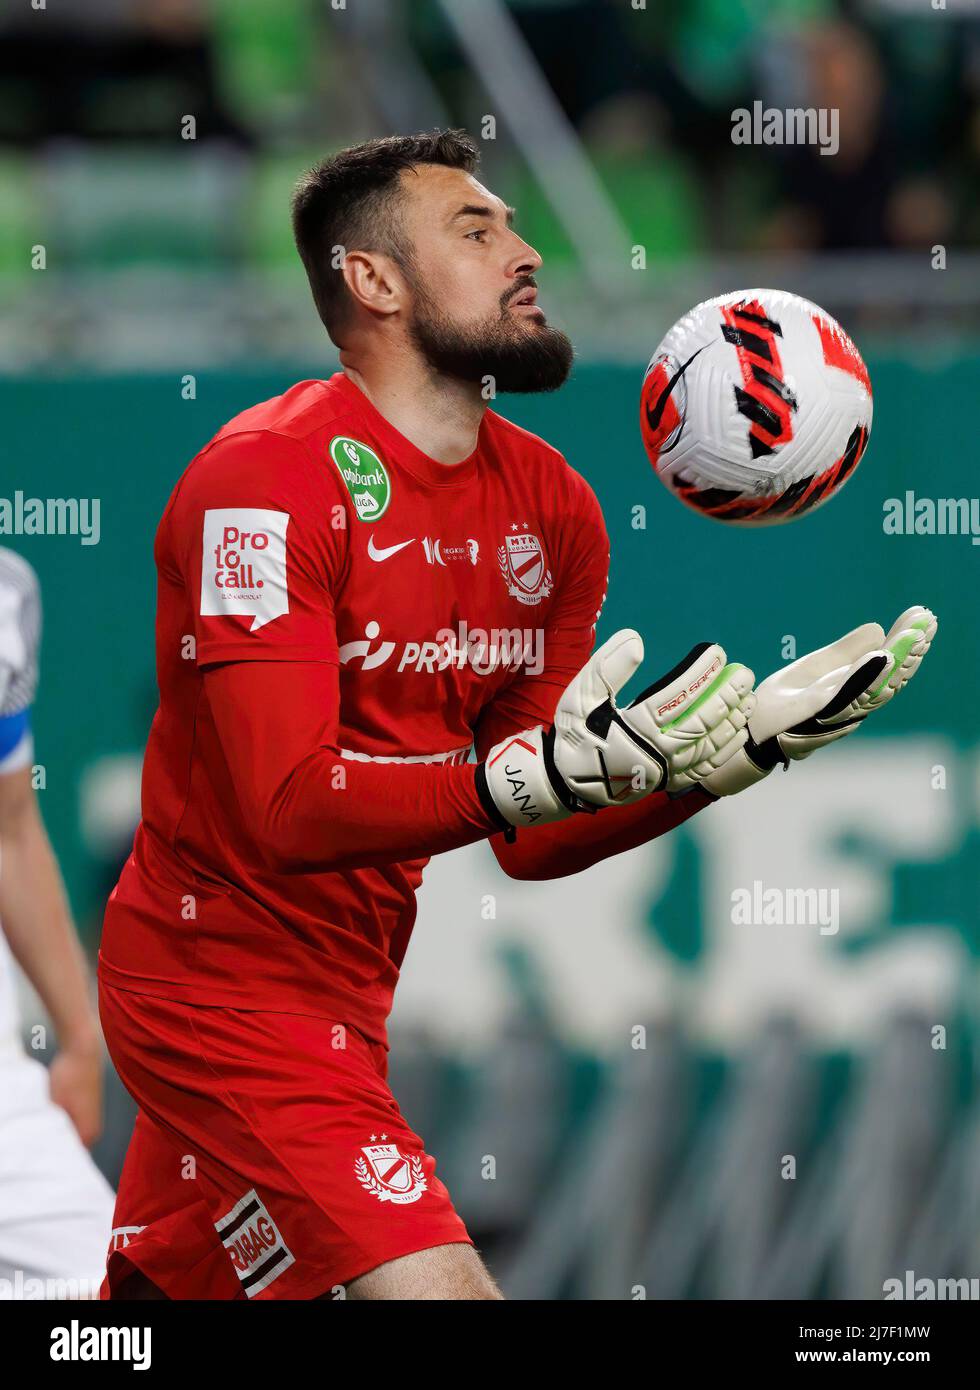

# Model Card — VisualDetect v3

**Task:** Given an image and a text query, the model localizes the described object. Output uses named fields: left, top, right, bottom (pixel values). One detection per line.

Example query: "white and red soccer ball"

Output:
left=640, top=289, right=872, bottom=524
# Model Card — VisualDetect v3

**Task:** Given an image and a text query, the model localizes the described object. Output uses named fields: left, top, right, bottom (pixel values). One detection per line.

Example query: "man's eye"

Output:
left=466, top=229, right=487, bottom=241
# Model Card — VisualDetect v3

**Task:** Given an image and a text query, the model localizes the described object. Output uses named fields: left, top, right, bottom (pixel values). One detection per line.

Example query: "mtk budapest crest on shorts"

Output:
left=355, top=1137, right=428, bottom=1205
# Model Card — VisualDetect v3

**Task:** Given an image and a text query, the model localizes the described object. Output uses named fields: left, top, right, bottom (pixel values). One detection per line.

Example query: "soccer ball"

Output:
left=640, top=289, right=872, bottom=524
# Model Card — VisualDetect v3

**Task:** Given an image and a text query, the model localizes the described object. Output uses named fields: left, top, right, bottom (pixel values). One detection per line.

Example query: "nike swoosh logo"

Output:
left=644, top=345, right=706, bottom=433
left=367, top=536, right=414, bottom=562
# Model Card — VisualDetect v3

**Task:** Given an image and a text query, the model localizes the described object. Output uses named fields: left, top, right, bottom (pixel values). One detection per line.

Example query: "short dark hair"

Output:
left=291, top=129, right=480, bottom=343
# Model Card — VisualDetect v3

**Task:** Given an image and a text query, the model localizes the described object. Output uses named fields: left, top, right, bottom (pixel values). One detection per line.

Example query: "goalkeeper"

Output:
left=98, top=129, right=935, bottom=1304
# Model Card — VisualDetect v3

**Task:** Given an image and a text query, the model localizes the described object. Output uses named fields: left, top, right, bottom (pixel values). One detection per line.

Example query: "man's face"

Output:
left=394, top=164, right=573, bottom=393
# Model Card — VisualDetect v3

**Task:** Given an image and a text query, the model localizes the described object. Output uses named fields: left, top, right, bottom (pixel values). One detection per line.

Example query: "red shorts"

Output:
left=98, top=981, right=471, bottom=1300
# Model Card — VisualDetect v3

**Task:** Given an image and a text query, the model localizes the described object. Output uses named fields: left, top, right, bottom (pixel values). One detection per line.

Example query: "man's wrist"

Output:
left=480, top=726, right=573, bottom=830
left=474, top=760, right=513, bottom=832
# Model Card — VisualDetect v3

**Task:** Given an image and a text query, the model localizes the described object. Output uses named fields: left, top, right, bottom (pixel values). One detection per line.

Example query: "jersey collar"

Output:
left=329, top=372, right=483, bottom=489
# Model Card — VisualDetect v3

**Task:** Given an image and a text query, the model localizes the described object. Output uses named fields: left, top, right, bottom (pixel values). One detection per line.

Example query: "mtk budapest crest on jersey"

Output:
left=355, top=1136, right=428, bottom=1205
left=497, top=525, right=553, bottom=605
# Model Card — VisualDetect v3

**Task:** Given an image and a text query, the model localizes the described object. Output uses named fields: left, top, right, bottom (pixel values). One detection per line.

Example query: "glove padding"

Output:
left=481, top=629, right=756, bottom=829
left=704, top=606, right=937, bottom=796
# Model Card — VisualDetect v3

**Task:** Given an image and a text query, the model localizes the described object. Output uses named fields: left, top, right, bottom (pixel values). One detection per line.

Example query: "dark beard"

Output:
left=408, top=282, right=574, bottom=393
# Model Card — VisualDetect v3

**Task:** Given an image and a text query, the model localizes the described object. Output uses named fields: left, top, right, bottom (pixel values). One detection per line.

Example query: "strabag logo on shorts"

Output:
left=215, top=1188, right=295, bottom=1296
left=200, top=508, right=289, bottom=632
left=355, top=1135, right=428, bottom=1205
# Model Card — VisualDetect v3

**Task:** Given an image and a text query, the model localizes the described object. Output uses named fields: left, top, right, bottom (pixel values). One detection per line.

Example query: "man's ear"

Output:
left=341, top=250, right=405, bottom=320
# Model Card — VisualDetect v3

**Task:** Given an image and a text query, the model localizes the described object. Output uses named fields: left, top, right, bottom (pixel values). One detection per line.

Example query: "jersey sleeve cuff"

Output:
left=0, top=711, right=33, bottom=773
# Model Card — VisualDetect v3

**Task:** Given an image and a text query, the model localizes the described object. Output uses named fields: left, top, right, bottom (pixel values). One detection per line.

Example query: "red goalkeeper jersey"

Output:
left=99, top=372, right=610, bottom=1045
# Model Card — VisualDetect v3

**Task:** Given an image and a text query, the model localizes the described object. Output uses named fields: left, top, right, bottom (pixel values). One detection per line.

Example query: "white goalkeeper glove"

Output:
left=703, top=605, right=937, bottom=796
left=478, top=629, right=757, bottom=830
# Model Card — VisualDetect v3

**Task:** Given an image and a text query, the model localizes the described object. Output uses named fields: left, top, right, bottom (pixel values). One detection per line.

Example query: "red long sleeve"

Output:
left=205, top=658, right=713, bottom=881
left=204, top=659, right=497, bottom=873
left=487, top=785, right=714, bottom=881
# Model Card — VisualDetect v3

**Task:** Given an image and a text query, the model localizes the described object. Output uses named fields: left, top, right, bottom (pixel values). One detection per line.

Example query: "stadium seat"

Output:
left=35, top=145, right=251, bottom=267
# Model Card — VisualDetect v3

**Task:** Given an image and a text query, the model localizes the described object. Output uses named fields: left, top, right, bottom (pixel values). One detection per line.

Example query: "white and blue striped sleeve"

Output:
left=0, top=548, right=40, bottom=774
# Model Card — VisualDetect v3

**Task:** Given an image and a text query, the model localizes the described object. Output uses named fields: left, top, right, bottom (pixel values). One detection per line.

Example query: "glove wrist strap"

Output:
left=481, top=726, right=575, bottom=830
left=748, top=733, right=789, bottom=773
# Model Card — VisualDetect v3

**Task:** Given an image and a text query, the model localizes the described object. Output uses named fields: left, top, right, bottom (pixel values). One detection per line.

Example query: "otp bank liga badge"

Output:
left=329, top=436, right=391, bottom=523
left=497, top=528, right=553, bottom=605
left=355, top=1138, right=428, bottom=1205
